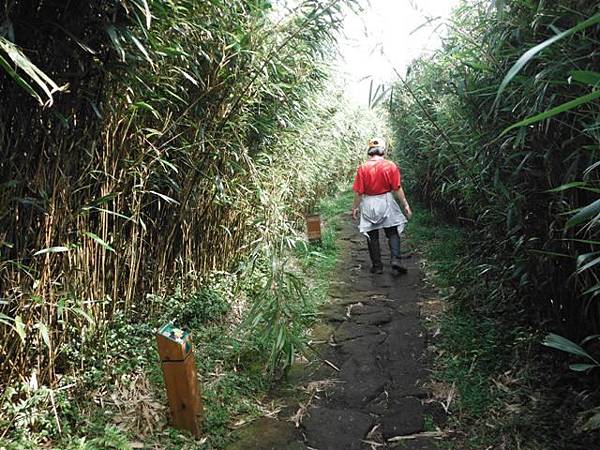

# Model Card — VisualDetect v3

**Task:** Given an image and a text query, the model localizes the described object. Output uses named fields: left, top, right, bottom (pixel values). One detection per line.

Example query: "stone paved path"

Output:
left=228, top=213, right=440, bottom=450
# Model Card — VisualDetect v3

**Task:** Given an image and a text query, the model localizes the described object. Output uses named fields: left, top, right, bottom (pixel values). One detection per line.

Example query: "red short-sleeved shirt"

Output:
left=352, top=159, right=401, bottom=196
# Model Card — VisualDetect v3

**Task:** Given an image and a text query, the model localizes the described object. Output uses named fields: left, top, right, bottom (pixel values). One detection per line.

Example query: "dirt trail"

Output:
left=228, top=213, right=440, bottom=450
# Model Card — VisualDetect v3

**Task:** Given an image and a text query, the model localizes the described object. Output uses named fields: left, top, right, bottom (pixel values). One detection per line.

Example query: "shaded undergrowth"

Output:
left=0, top=191, right=349, bottom=450
left=407, top=204, right=600, bottom=450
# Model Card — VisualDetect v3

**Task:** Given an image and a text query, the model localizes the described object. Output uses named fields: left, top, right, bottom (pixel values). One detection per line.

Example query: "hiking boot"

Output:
left=391, top=258, right=407, bottom=274
left=370, top=265, right=384, bottom=274
left=393, top=265, right=408, bottom=274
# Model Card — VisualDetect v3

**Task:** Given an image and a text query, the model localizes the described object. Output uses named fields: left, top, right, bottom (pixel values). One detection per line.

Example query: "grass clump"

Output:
left=405, top=205, right=522, bottom=447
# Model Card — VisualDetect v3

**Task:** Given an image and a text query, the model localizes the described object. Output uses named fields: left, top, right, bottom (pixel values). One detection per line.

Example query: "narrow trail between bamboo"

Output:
left=228, top=212, right=443, bottom=450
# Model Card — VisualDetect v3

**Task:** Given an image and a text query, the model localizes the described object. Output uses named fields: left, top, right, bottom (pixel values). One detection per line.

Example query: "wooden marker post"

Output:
left=156, top=324, right=203, bottom=438
left=306, top=214, right=322, bottom=243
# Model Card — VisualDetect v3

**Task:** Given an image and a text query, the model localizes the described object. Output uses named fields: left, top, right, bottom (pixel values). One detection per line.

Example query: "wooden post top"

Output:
left=156, top=324, right=193, bottom=362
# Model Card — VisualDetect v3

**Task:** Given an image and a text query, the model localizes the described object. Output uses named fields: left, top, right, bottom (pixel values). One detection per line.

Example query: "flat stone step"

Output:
left=302, top=407, right=373, bottom=450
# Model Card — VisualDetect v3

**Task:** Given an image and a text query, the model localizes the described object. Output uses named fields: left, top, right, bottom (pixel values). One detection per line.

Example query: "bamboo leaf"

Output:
left=129, top=34, right=153, bottom=65
left=581, top=335, right=600, bottom=345
left=570, top=70, right=600, bottom=87
left=546, top=181, right=588, bottom=192
left=576, top=252, right=598, bottom=267
left=82, top=231, right=116, bottom=253
left=51, top=22, right=98, bottom=54
left=495, top=13, right=600, bottom=101
left=34, top=246, right=70, bottom=256
left=543, top=333, right=597, bottom=362
left=577, top=255, right=600, bottom=274
left=34, top=322, right=51, bottom=349
left=566, top=199, right=600, bottom=228
left=584, top=160, right=600, bottom=177
left=0, top=53, right=43, bottom=104
left=529, top=249, right=571, bottom=258
left=14, top=315, right=26, bottom=343
left=174, top=68, right=199, bottom=86
left=130, top=101, right=159, bottom=119
left=583, top=284, right=600, bottom=297
left=106, top=25, right=126, bottom=62
left=0, top=313, right=14, bottom=328
left=0, top=36, right=66, bottom=106
left=569, top=363, right=597, bottom=372
left=501, top=90, right=600, bottom=136
left=132, top=0, right=152, bottom=29
left=82, top=207, right=132, bottom=222
left=145, top=190, right=179, bottom=205
left=582, top=412, right=600, bottom=431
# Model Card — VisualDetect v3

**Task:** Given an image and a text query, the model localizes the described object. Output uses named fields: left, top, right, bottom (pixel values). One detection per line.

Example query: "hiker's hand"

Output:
left=405, top=205, right=413, bottom=219
left=352, top=207, right=359, bottom=221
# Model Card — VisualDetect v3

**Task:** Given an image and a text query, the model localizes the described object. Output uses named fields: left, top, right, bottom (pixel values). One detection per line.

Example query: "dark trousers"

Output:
left=366, top=227, right=401, bottom=268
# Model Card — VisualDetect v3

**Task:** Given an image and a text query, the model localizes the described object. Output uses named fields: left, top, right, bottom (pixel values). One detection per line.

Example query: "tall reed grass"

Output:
left=389, top=0, right=599, bottom=338
left=0, top=0, right=372, bottom=388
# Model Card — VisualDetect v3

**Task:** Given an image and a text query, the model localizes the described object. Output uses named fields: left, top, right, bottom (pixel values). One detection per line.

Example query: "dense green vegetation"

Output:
left=2, top=0, right=599, bottom=448
left=391, top=1, right=599, bottom=334
left=407, top=204, right=600, bottom=449
left=390, top=1, right=600, bottom=448
left=0, top=0, right=381, bottom=447
left=0, top=202, right=343, bottom=449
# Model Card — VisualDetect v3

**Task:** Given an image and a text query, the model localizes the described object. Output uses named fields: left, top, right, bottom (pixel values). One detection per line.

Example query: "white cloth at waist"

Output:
left=358, top=191, right=407, bottom=235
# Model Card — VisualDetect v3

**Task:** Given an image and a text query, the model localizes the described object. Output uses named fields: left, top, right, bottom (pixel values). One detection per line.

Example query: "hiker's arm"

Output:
left=393, top=188, right=412, bottom=219
left=352, top=192, right=361, bottom=220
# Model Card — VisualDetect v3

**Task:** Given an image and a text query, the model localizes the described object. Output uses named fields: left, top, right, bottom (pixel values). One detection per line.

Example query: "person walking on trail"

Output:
left=351, top=137, right=412, bottom=274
